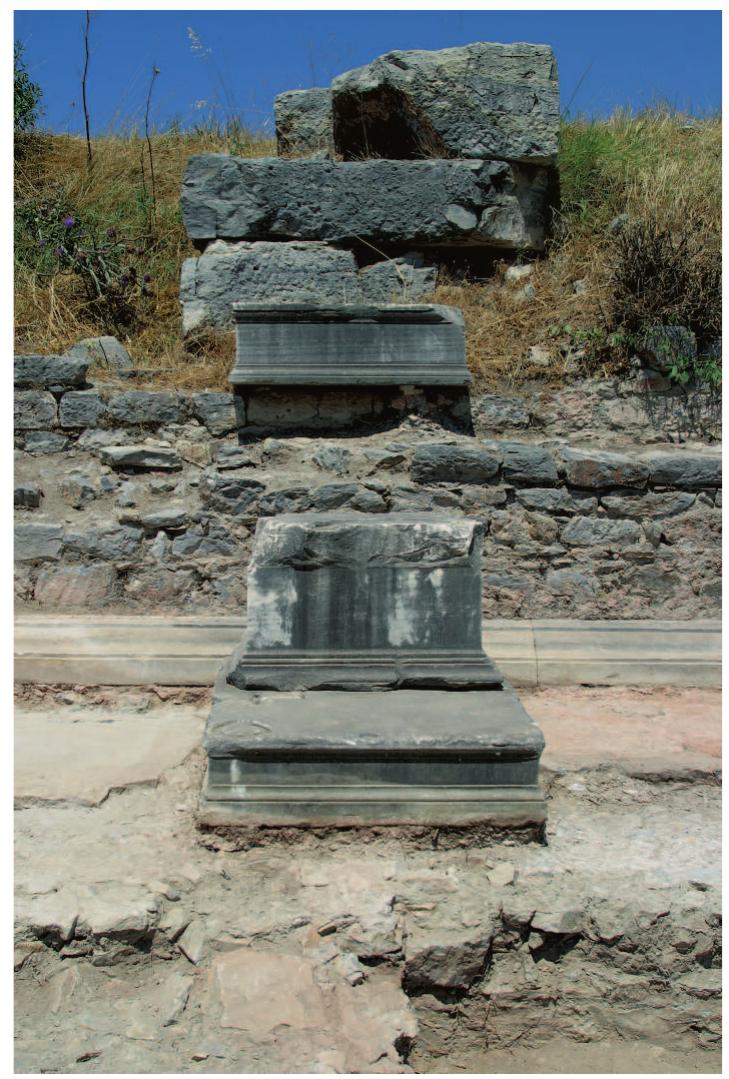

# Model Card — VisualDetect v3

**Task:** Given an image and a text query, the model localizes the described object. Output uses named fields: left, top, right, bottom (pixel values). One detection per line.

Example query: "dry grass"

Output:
left=14, top=109, right=721, bottom=392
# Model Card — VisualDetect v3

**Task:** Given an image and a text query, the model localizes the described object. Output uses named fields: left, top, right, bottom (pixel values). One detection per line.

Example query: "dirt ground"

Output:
left=15, top=686, right=721, bottom=1074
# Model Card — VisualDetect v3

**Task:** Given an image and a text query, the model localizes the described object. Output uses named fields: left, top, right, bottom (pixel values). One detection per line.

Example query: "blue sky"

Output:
left=14, top=10, right=722, bottom=136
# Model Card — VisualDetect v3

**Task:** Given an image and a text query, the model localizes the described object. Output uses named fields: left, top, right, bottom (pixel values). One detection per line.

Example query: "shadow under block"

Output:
left=230, top=303, right=470, bottom=387
left=200, top=665, right=546, bottom=828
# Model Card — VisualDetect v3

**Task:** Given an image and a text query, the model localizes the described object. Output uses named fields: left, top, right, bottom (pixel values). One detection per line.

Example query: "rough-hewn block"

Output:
left=100, top=445, right=183, bottom=472
left=58, top=391, right=107, bottom=429
left=561, top=447, right=650, bottom=490
left=331, top=41, right=559, bottom=165
left=274, top=87, right=334, bottom=156
left=180, top=242, right=436, bottom=333
left=14, top=354, right=88, bottom=389
left=15, top=391, right=57, bottom=431
left=15, top=524, right=64, bottom=562
left=411, top=443, right=500, bottom=484
left=181, top=155, right=551, bottom=251
left=107, top=392, right=185, bottom=426
left=646, top=452, right=721, bottom=490
left=191, top=392, right=241, bottom=435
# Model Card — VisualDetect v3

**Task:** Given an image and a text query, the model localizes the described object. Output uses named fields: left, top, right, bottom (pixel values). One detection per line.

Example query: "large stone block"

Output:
left=180, top=241, right=436, bottom=332
left=411, top=443, right=500, bottom=484
left=274, top=87, right=334, bottom=156
left=107, top=391, right=185, bottom=426
left=646, top=452, right=721, bottom=490
left=230, top=303, right=469, bottom=386
left=58, top=391, right=107, bottom=429
left=15, top=391, right=57, bottom=431
left=14, top=354, right=88, bottom=389
left=181, top=155, right=552, bottom=251
left=227, top=513, right=501, bottom=691
left=15, top=524, right=64, bottom=562
left=331, top=41, right=559, bottom=165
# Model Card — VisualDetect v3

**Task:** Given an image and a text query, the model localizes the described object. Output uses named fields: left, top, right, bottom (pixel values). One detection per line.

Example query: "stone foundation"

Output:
left=14, top=354, right=721, bottom=618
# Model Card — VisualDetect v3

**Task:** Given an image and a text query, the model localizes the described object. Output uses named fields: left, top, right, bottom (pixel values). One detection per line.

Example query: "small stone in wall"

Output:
left=363, top=447, right=407, bottom=472
left=495, top=442, right=558, bottom=485
left=58, top=391, right=106, bottom=429
left=15, top=524, right=64, bottom=562
left=214, top=445, right=255, bottom=471
left=63, top=524, right=144, bottom=561
left=59, top=473, right=99, bottom=509
left=312, top=445, right=352, bottom=475
left=100, top=445, right=183, bottom=472
left=646, top=452, right=721, bottom=490
left=14, top=482, right=43, bottom=509
left=561, top=516, right=642, bottom=548
left=107, top=392, right=186, bottom=426
left=191, top=392, right=240, bottom=436
left=411, top=443, right=500, bottom=484
left=23, top=431, right=69, bottom=454
left=473, top=394, right=530, bottom=432
left=560, top=448, right=650, bottom=490
left=15, top=391, right=58, bottom=431
left=34, top=564, right=117, bottom=608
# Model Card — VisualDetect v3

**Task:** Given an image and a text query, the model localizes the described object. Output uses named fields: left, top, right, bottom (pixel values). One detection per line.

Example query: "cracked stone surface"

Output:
left=15, top=687, right=721, bottom=1073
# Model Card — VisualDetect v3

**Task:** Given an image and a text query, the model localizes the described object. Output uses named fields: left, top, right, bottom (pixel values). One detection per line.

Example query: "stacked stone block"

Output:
left=180, top=40, right=560, bottom=334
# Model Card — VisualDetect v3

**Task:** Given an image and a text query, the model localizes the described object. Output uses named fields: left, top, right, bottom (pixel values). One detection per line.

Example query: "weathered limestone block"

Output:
left=14, top=353, right=88, bottom=389
left=190, top=392, right=241, bottom=435
left=331, top=41, right=559, bottom=164
left=561, top=447, right=650, bottom=490
left=100, top=445, right=183, bottom=472
left=181, top=155, right=552, bottom=251
left=561, top=517, right=642, bottom=548
left=495, top=442, right=558, bottom=485
left=15, top=391, right=57, bottom=431
left=411, top=443, right=500, bottom=484
left=23, top=431, right=68, bottom=454
left=66, top=336, right=133, bottom=373
left=58, top=391, right=107, bottom=429
left=274, top=87, right=334, bottom=156
left=107, top=392, right=186, bottom=426
left=15, top=524, right=64, bottom=561
left=227, top=513, right=501, bottom=691
left=646, top=452, right=721, bottom=490
left=231, top=304, right=469, bottom=386
left=179, top=241, right=436, bottom=333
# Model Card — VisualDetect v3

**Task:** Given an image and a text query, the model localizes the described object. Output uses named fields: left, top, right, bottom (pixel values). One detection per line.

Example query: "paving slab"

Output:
left=528, top=685, right=721, bottom=779
left=15, top=707, right=205, bottom=806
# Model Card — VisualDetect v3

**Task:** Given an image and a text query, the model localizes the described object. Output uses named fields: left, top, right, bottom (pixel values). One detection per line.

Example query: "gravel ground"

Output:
left=15, top=686, right=721, bottom=1073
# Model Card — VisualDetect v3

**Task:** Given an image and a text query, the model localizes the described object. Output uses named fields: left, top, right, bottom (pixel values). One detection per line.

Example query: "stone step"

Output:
left=14, top=616, right=720, bottom=688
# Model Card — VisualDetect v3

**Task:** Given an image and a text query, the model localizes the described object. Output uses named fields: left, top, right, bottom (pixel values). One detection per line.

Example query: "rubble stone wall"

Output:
left=14, top=359, right=721, bottom=619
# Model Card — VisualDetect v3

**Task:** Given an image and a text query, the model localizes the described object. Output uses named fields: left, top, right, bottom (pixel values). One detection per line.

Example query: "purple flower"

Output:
left=55, top=246, right=65, bottom=256
left=143, top=273, right=151, bottom=283
left=38, top=239, right=47, bottom=248
left=63, top=216, right=75, bottom=229
left=106, top=227, right=117, bottom=239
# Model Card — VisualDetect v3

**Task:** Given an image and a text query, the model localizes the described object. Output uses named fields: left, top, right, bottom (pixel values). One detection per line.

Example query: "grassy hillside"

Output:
left=14, top=110, right=721, bottom=391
